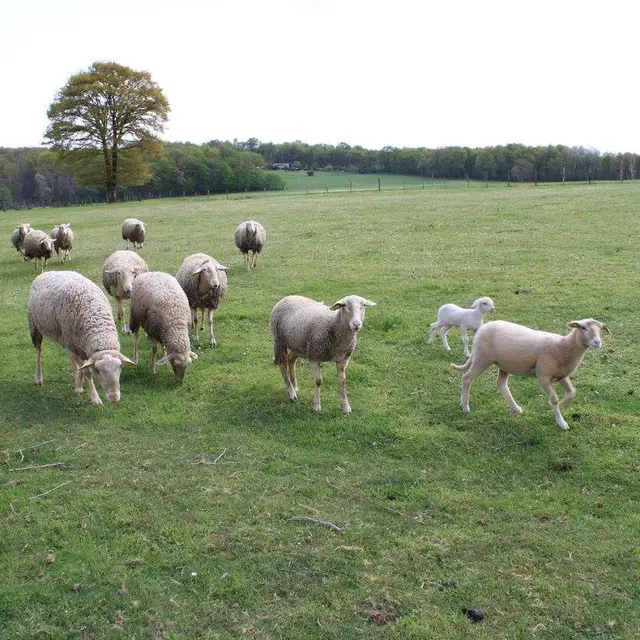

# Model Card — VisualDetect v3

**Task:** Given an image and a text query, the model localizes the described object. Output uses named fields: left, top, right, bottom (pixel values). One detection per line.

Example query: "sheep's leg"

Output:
left=151, top=341, right=158, bottom=374
left=207, top=309, right=216, bottom=347
left=85, top=368, right=102, bottom=406
left=310, top=361, right=323, bottom=412
left=287, top=351, right=299, bottom=393
left=132, top=330, right=140, bottom=365
left=440, top=326, right=452, bottom=351
left=33, top=332, right=44, bottom=385
left=538, top=376, right=569, bottom=430
left=252, top=251, right=259, bottom=268
left=278, top=357, right=297, bottom=402
left=116, top=299, right=128, bottom=334
left=557, top=377, right=576, bottom=409
left=497, top=369, right=522, bottom=414
left=460, top=361, right=488, bottom=412
left=337, top=359, right=351, bottom=414
left=70, top=354, right=85, bottom=394
left=245, top=253, right=251, bottom=271
left=427, top=321, right=441, bottom=344
left=190, top=309, right=201, bottom=347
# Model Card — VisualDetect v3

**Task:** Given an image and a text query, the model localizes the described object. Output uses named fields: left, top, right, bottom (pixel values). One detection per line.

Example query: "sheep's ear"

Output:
left=190, top=351, right=199, bottom=360
left=361, top=298, right=376, bottom=307
left=471, top=299, right=479, bottom=308
left=155, top=354, right=172, bottom=366
left=192, top=260, right=210, bottom=275
left=217, top=265, right=229, bottom=271
left=118, top=354, right=136, bottom=365
left=567, top=321, right=584, bottom=330
left=600, top=323, right=611, bottom=335
left=329, top=299, right=346, bottom=310
left=78, top=358, right=94, bottom=370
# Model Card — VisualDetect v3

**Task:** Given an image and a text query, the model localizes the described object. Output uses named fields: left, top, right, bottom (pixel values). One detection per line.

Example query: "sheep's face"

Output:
left=41, top=238, right=54, bottom=257
left=83, top=351, right=136, bottom=403
left=329, top=296, right=377, bottom=332
left=474, top=297, right=495, bottom=314
left=568, top=319, right=610, bottom=349
left=113, top=268, right=137, bottom=297
left=156, top=351, right=198, bottom=383
left=193, top=261, right=227, bottom=292
left=19, top=223, right=31, bottom=238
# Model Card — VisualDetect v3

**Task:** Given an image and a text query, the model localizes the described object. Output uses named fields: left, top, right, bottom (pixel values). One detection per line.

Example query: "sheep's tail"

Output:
left=451, top=358, right=472, bottom=373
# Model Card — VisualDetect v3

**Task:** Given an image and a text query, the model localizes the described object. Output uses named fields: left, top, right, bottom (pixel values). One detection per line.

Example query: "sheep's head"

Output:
left=105, top=267, right=137, bottom=297
left=79, top=351, right=136, bottom=403
left=472, top=296, right=495, bottom=314
left=192, top=259, right=228, bottom=292
left=19, top=223, right=32, bottom=237
left=568, top=318, right=610, bottom=349
left=156, top=350, right=198, bottom=383
left=329, top=295, right=377, bottom=332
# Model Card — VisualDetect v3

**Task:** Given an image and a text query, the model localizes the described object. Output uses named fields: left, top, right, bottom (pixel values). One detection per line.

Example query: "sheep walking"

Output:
left=23, top=230, right=55, bottom=272
left=129, top=272, right=198, bottom=382
left=122, top=218, right=146, bottom=252
left=11, top=223, right=31, bottom=257
left=102, top=250, right=149, bottom=333
left=270, top=295, right=376, bottom=413
left=428, top=296, right=495, bottom=357
left=176, top=253, right=228, bottom=348
left=28, top=271, right=135, bottom=406
left=452, top=318, right=609, bottom=429
left=234, top=220, right=266, bottom=270
left=51, top=223, right=74, bottom=262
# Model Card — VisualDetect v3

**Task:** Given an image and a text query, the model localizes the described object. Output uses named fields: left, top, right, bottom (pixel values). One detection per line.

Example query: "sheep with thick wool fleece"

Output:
left=452, top=318, right=609, bottom=429
left=129, top=271, right=198, bottom=383
left=122, top=218, right=146, bottom=251
left=28, top=270, right=135, bottom=406
left=11, top=223, right=31, bottom=256
left=23, top=230, right=54, bottom=272
left=51, top=223, right=74, bottom=262
left=234, top=220, right=266, bottom=270
left=427, top=296, right=495, bottom=357
left=270, top=294, right=376, bottom=413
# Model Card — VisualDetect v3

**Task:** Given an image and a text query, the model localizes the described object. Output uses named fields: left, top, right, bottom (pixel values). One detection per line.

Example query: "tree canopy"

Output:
left=45, top=61, right=170, bottom=203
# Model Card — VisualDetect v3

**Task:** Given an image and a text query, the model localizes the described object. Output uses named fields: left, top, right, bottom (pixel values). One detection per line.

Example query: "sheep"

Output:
left=23, top=230, right=55, bottom=272
left=102, top=250, right=149, bottom=334
left=452, top=318, right=610, bottom=430
left=427, top=296, right=495, bottom=357
left=122, top=218, right=146, bottom=252
left=175, top=253, right=228, bottom=348
left=129, top=271, right=198, bottom=382
left=28, top=271, right=135, bottom=406
left=234, top=220, right=266, bottom=270
left=51, top=223, right=74, bottom=262
left=270, top=294, right=376, bottom=413
left=11, top=223, right=31, bottom=257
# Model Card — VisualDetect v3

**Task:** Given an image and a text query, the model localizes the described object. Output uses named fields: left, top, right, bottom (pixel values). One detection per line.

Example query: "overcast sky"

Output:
left=2, top=0, right=639, bottom=153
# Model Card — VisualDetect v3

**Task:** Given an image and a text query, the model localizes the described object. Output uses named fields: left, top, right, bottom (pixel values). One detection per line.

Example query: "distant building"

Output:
left=271, top=163, right=291, bottom=170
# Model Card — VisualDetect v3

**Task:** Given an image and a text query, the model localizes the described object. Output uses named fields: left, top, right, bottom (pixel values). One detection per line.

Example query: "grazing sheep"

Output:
left=51, top=223, right=74, bottom=262
left=102, top=250, right=149, bottom=334
left=23, top=230, right=54, bottom=272
left=452, top=318, right=610, bottom=430
left=28, top=271, right=135, bottom=406
left=11, top=223, right=31, bottom=257
left=122, top=218, right=146, bottom=252
left=270, top=294, right=376, bottom=413
left=428, top=296, right=495, bottom=357
left=129, top=271, right=198, bottom=382
left=176, top=253, right=228, bottom=347
left=234, top=220, right=266, bottom=270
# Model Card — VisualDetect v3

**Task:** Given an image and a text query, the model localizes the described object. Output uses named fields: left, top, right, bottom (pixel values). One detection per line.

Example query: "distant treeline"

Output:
left=2, top=139, right=639, bottom=210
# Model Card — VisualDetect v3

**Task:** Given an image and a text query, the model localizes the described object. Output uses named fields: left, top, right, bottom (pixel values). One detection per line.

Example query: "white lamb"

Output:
left=270, top=294, right=376, bottom=413
left=28, top=271, right=135, bottom=406
left=452, top=318, right=609, bottom=430
left=427, top=296, right=495, bottom=357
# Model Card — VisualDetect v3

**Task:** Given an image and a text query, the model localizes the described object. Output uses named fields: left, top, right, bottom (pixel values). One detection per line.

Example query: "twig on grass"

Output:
left=289, top=515, right=346, bottom=533
left=29, top=480, right=72, bottom=500
left=4, top=439, right=56, bottom=463
left=326, top=477, right=424, bottom=525
left=190, top=449, right=227, bottom=465
left=10, top=462, right=68, bottom=472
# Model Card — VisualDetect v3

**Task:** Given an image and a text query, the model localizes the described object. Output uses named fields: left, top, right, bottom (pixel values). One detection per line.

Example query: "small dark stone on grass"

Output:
left=554, top=458, right=573, bottom=472
left=571, top=413, right=581, bottom=420
left=462, top=607, right=484, bottom=622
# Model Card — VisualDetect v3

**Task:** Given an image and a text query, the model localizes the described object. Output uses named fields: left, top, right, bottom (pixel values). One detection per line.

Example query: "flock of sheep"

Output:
left=11, top=216, right=609, bottom=429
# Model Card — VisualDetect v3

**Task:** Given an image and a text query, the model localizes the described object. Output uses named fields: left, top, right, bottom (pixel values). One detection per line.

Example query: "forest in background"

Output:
left=2, top=138, right=639, bottom=210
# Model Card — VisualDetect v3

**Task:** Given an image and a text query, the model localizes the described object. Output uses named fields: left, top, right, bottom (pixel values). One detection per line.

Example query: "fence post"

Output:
left=349, top=180, right=352, bottom=192
left=378, top=177, right=381, bottom=191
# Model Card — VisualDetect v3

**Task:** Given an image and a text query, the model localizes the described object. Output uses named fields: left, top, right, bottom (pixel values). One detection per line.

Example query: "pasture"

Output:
left=1, top=182, right=639, bottom=639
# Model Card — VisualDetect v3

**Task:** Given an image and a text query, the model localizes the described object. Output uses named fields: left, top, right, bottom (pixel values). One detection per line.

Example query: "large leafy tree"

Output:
left=45, top=61, right=170, bottom=203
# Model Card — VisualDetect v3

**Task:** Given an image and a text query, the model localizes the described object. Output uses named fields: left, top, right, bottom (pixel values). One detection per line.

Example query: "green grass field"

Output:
left=1, top=182, right=639, bottom=639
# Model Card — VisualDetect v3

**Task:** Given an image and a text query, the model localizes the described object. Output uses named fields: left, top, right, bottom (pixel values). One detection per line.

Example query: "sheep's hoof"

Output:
left=512, top=405, right=523, bottom=414
left=35, top=376, right=43, bottom=385
left=342, top=405, right=352, bottom=414
left=288, top=392, right=298, bottom=402
left=209, top=341, right=217, bottom=348
left=313, top=404, right=322, bottom=412
left=461, top=405, right=470, bottom=413
left=75, top=387, right=84, bottom=395
left=557, top=421, right=570, bottom=430
left=90, top=398, right=103, bottom=407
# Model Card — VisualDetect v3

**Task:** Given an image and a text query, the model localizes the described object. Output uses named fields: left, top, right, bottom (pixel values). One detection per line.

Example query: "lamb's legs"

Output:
left=427, top=321, right=440, bottom=344
left=460, top=329, right=471, bottom=358
left=311, top=361, right=323, bottom=412
left=538, top=376, right=569, bottom=430
left=557, top=377, right=576, bottom=408
left=337, top=359, right=351, bottom=414
left=497, top=369, right=522, bottom=413
left=440, top=326, right=452, bottom=351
